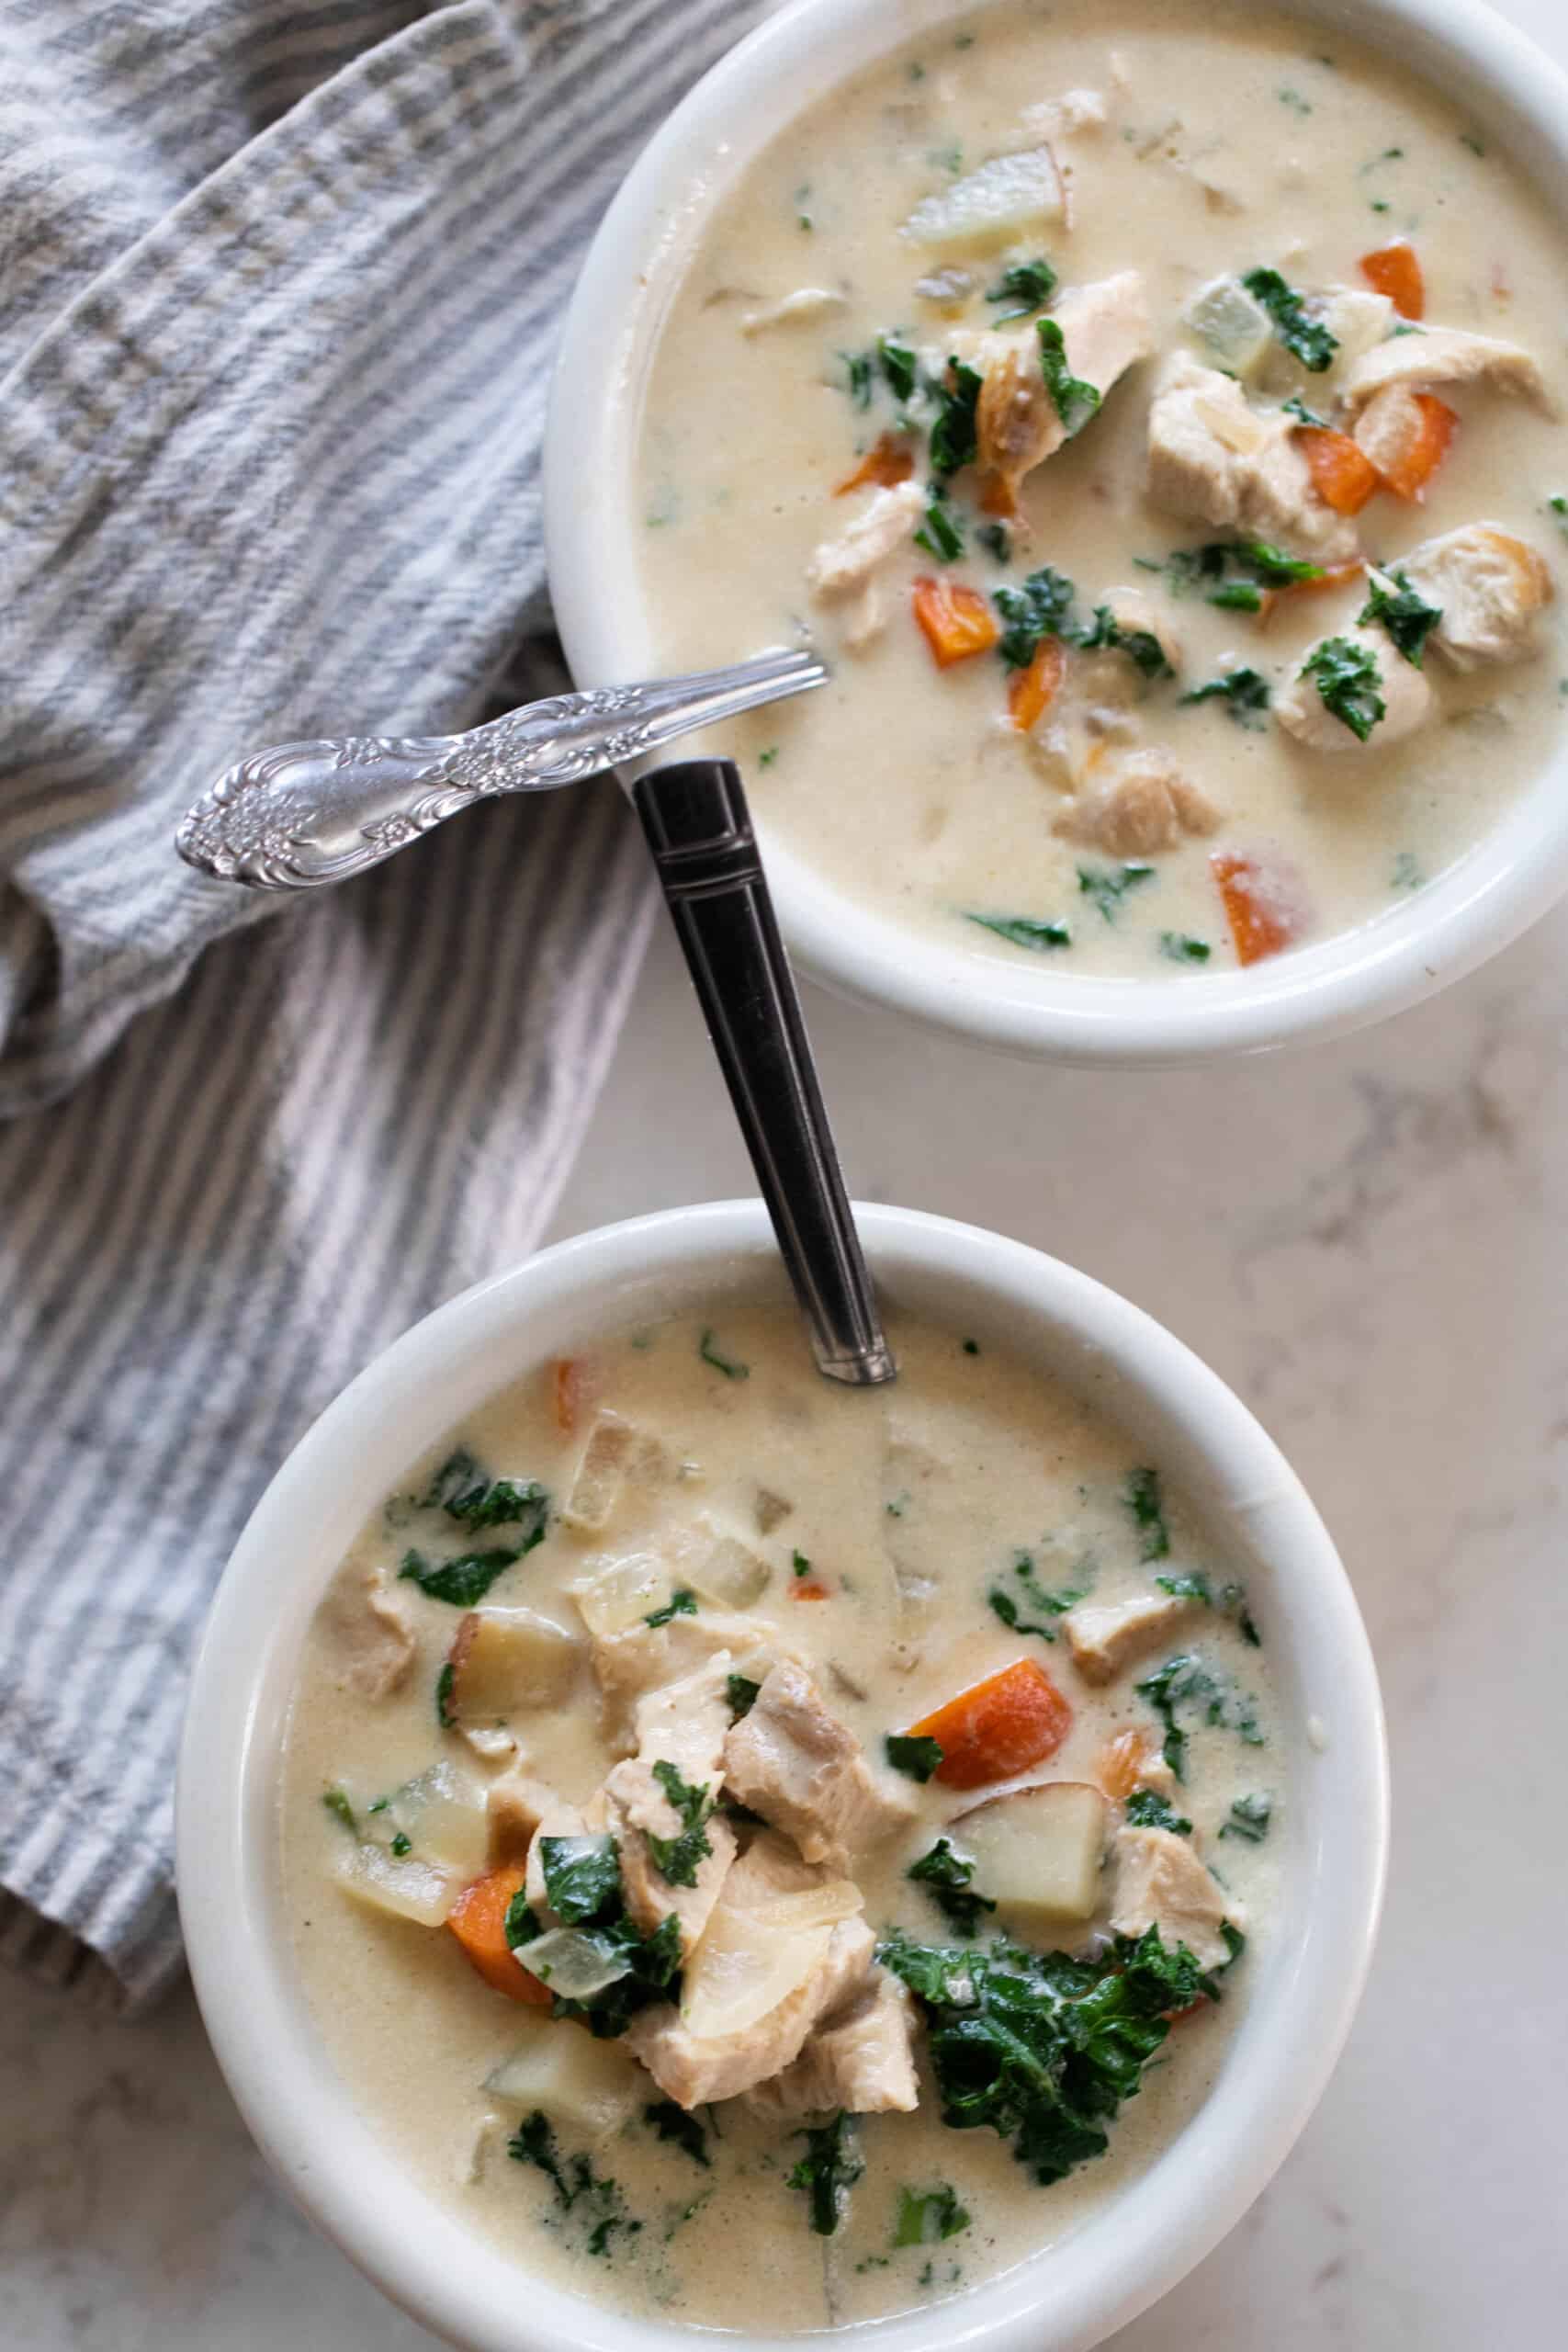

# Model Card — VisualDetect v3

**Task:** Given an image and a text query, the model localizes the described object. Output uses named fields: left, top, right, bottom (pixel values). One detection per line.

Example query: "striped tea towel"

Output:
left=0, top=0, right=761, bottom=2007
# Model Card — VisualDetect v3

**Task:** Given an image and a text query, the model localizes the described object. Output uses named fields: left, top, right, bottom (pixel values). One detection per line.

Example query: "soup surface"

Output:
left=635, top=0, right=1568, bottom=977
left=282, top=1305, right=1281, bottom=2328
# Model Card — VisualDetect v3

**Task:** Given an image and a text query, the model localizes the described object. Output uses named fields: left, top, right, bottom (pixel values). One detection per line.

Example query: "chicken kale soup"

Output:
left=281, top=1306, right=1280, bottom=2328
left=634, top=0, right=1568, bottom=977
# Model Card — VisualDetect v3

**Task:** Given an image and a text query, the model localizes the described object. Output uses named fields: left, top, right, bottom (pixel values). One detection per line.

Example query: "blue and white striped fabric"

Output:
left=0, top=0, right=761, bottom=2007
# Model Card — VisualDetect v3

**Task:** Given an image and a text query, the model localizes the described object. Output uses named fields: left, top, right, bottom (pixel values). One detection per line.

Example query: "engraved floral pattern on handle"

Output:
left=175, top=653, right=828, bottom=889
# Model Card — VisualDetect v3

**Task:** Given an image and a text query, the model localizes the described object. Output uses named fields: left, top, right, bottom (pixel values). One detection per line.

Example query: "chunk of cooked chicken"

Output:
left=1274, top=625, right=1433, bottom=752
left=1062, top=1594, right=1195, bottom=1685
left=1146, top=352, right=1357, bottom=559
left=744, top=1970, right=919, bottom=2118
left=1339, top=322, right=1554, bottom=415
left=626, top=1835, right=874, bottom=2107
left=1110, top=1824, right=1238, bottom=1972
left=317, top=1561, right=417, bottom=1700
left=1021, top=87, right=1109, bottom=138
left=722, top=1660, right=914, bottom=1868
left=1257, top=285, right=1395, bottom=394
left=1399, top=523, right=1555, bottom=670
left=807, top=481, right=924, bottom=603
left=629, top=1653, right=735, bottom=1786
left=591, top=1611, right=784, bottom=1754
left=1053, top=749, right=1219, bottom=856
left=968, top=272, right=1152, bottom=509
left=601, top=1758, right=739, bottom=1957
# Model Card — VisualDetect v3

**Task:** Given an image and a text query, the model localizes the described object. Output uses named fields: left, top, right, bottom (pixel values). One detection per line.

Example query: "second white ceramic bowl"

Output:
left=545, top=0, right=1568, bottom=1063
left=178, top=1200, right=1388, bottom=2352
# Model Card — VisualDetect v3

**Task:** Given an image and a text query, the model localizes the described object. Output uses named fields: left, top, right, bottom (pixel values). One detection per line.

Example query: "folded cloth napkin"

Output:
left=0, top=0, right=761, bottom=2007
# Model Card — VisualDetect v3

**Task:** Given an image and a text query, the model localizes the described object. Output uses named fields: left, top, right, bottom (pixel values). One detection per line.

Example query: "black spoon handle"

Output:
left=634, top=760, right=896, bottom=1387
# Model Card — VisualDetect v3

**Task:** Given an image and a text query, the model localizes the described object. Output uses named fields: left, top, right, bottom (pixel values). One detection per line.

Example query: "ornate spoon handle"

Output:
left=175, top=646, right=827, bottom=889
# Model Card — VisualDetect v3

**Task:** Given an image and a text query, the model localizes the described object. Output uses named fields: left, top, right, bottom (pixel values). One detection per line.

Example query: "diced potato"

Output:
left=753, top=1487, right=794, bottom=1534
left=686, top=1525, right=771, bottom=1610
left=572, top=1552, right=673, bottom=1636
left=335, top=1839, right=458, bottom=1927
left=1183, top=276, right=1274, bottom=379
left=376, top=1758, right=491, bottom=1879
left=446, top=1608, right=581, bottom=1726
left=903, top=146, right=1065, bottom=252
left=560, top=1412, right=637, bottom=1533
left=482, top=2019, right=645, bottom=2143
left=954, top=1781, right=1109, bottom=1924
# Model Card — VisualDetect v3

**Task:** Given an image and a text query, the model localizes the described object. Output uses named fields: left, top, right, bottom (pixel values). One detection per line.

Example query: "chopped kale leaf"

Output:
left=1301, top=634, right=1385, bottom=740
left=509, top=2111, right=638, bottom=2256
left=321, top=1787, right=357, bottom=1835
left=540, top=1834, right=623, bottom=1925
left=1179, top=667, right=1271, bottom=729
left=886, top=1733, right=945, bottom=1782
left=1359, top=568, right=1442, bottom=668
left=645, top=2100, right=711, bottom=2165
left=1159, top=931, right=1212, bottom=964
left=1077, top=860, right=1156, bottom=923
left=894, top=2184, right=972, bottom=2245
left=992, top=562, right=1077, bottom=667
left=644, top=1588, right=699, bottom=1629
left=1134, top=1651, right=1265, bottom=1782
left=908, top=1838, right=997, bottom=1939
left=504, top=1892, right=541, bottom=1950
left=1241, top=266, right=1338, bottom=371
left=976, top=520, right=1012, bottom=563
left=987, top=1547, right=1087, bottom=1643
left=698, top=1329, right=749, bottom=1380
left=726, top=1672, right=761, bottom=1720
left=915, top=488, right=965, bottom=561
left=400, top=1544, right=532, bottom=1609
left=389, top=1830, right=412, bottom=1857
left=843, top=350, right=873, bottom=408
left=1037, top=317, right=1100, bottom=435
left=434, top=1662, right=456, bottom=1731
left=965, top=911, right=1072, bottom=952
left=877, top=1924, right=1216, bottom=2183
left=1123, top=1465, right=1170, bottom=1560
left=929, top=359, right=984, bottom=475
left=645, top=1760, right=715, bottom=1888
left=987, top=256, right=1057, bottom=322
left=1123, top=1789, right=1192, bottom=1834
left=1076, top=605, right=1173, bottom=678
left=1220, top=1793, right=1273, bottom=1843
left=787, top=2112, right=863, bottom=2235
left=877, top=333, right=919, bottom=404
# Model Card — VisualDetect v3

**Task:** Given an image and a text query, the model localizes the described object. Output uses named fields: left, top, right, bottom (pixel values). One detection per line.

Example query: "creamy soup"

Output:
left=634, top=0, right=1568, bottom=977
left=281, top=1306, right=1281, bottom=2329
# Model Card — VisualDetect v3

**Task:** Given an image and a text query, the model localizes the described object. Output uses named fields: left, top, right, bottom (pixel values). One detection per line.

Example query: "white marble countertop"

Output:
left=7, top=1, right=1568, bottom=2338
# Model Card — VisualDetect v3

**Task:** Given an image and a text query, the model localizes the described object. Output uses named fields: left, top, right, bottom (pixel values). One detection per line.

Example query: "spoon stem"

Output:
left=635, top=760, right=896, bottom=1388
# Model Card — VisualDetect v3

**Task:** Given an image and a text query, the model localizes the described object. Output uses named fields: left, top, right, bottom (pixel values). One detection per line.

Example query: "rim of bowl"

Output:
left=544, top=0, right=1568, bottom=1066
left=178, top=1199, right=1388, bottom=2352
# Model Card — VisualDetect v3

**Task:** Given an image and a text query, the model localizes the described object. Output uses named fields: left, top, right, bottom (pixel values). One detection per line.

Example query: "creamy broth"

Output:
left=635, top=0, right=1568, bottom=977
left=281, top=1306, right=1281, bottom=2329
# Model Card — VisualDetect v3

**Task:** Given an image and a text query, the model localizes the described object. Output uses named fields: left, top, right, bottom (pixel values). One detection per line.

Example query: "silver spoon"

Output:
left=175, top=646, right=827, bottom=888
left=635, top=758, right=895, bottom=1389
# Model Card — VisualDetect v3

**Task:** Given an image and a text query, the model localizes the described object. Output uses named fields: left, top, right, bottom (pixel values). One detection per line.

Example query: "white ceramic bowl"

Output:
left=178, top=1200, right=1388, bottom=2352
left=545, top=0, right=1568, bottom=1064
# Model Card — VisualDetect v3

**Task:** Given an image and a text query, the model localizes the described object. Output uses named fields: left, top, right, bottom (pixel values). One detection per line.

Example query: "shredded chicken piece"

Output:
left=1053, top=750, right=1219, bottom=855
left=1275, top=626, right=1432, bottom=752
left=722, top=1660, right=913, bottom=1869
left=1062, top=1594, right=1196, bottom=1685
left=740, top=288, right=847, bottom=336
left=626, top=1836, right=875, bottom=2107
left=744, top=1971, right=919, bottom=2118
left=1111, top=1825, right=1239, bottom=1972
left=1338, top=322, right=1554, bottom=414
left=1146, top=351, right=1357, bottom=558
left=601, top=1759, right=739, bottom=1957
left=964, top=271, right=1151, bottom=510
left=591, top=1611, right=785, bottom=1754
left=1021, top=88, right=1109, bottom=139
left=1399, top=523, right=1555, bottom=670
left=807, top=481, right=924, bottom=604
left=317, top=1561, right=417, bottom=1700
